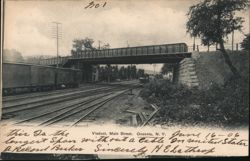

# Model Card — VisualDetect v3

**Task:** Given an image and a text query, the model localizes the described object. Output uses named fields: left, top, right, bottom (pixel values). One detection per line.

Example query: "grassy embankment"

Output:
left=140, top=51, right=249, bottom=127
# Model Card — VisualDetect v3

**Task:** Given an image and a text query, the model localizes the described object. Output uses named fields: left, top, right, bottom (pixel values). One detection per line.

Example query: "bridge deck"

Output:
left=40, top=43, right=190, bottom=66
left=69, top=52, right=191, bottom=64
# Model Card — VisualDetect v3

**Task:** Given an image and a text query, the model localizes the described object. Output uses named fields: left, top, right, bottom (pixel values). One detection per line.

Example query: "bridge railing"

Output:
left=72, top=43, right=188, bottom=59
left=39, top=43, right=188, bottom=65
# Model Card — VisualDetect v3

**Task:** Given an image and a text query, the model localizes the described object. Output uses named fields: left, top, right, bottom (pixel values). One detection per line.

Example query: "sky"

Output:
left=3, top=0, right=250, bottom=71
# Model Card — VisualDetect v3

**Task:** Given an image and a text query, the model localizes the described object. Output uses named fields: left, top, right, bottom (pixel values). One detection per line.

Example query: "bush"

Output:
left=140, top=78, right=249, bottom=127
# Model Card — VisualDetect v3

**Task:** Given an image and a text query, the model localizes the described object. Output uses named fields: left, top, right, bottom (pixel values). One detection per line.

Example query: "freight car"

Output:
left=2, top=62, right=82, bottom=96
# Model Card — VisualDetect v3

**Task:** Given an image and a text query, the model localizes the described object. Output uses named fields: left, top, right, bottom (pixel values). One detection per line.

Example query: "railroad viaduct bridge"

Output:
left=40, top=43, right=199, bottom=87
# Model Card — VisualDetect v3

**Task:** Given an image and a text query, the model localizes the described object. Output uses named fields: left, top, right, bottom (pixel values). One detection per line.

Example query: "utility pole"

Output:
left=130, top=64, right=133, bottom=80
left=193, top=37, right=196, bottom=51
left=153, top=64, right=156, bottom=75
left=127, top=41, right=129, bottom=47
left=232, top=30, right=234, bottom=51
left=52, top=21, right=62, bottom=68
left=98, top=40, right=101, bottom=50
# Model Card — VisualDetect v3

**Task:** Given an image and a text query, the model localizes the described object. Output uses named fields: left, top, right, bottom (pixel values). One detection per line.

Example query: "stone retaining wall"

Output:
left=176, top=57, right=199, bottom=88
left=176, top=50, right=249, bottom=89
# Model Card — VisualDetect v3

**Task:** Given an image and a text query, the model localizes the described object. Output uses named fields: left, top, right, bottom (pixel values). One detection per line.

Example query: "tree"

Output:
left=100, top=43, right=110, bottom=50
left=186, top=0, right=247, bottom=78
left=240, top=34, right=250, bottom=51
left=72, top=38, right=111, bottom=56
left=119, top=66, right=125, bottom=79
left=161, top=63, right=176, bottom=74
left=113, top=65, right=119, bottom=80
left=131, top=65, right=137, bottom=79
left=137, top=69, right=145, bottom=78
left=72, top=37, right=95, bottom=52
left=3, top=49, right=24, bottom=63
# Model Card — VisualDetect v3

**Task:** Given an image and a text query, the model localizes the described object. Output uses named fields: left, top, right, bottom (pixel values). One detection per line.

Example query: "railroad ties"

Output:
left=2, top=82, right=159, bottom=127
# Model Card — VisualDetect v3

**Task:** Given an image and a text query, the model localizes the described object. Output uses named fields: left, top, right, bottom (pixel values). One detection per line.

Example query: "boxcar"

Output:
left=2, top=63, right=31, bottom=93
left=30, top=65, right=56, bottom=90
left=57, top=68, right=81, bottom=88
left=2, top=62, right=82, bottom=95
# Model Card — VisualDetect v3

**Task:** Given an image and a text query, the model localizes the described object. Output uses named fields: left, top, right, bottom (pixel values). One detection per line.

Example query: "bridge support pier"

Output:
left=92, top=65, right=99, bottom=82
left=81, top=64, right=93, bottom=82
left=107, top=64, right=111, bottom=83
left=175, top=58, right=199, bottom=88
left=80, top=64, right=100, bottom=83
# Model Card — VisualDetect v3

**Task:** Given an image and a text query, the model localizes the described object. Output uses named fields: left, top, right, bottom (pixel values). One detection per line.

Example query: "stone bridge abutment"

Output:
left=174, top=51, right=200, bottom=88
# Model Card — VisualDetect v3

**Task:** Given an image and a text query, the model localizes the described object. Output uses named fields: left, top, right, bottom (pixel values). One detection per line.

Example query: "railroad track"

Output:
left=3, top=87, right=109, bottom=109
left=2, top=84, right=101, bottom=102
left=2, top=87, right=123, bottom=115
left=70, top=90, right=129, bottom=127
left=3, top=82, right=142, bottom=127
left=14, top=89, right=130, bottom=126
left=14, top=92, right=113, bottom=125
left=97, top=82, right=140, bottom=88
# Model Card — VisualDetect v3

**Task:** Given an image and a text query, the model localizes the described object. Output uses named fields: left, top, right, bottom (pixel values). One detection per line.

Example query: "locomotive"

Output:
left=2, top=62, right=82, bottom=96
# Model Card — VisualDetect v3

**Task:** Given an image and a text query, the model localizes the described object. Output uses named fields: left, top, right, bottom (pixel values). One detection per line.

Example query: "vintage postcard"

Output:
left=0, top=0, right=249, bottom=160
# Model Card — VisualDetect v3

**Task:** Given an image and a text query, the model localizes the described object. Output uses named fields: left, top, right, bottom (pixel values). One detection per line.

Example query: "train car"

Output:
left=30, top=65, right=56, bottom=91
left=57, top=68, right=81, bottom=88
left=2, top=62, right=82, bottom=95
left=75, top=69, right=82, bottom=85
left=2, top=63, right=31, bottom=94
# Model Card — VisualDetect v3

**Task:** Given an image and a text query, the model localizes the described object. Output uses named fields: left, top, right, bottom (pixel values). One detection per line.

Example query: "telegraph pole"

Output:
left=98, top=40, right=101, bottom=50
left=127, top=41, right=129, bottom=47
left=232, top=30, right=234, bottom=51
left=153, top=64, right=156, bottom=75
left=193, top=37, right=196, bottom=51
left=52, top=21, right=62, bottom=68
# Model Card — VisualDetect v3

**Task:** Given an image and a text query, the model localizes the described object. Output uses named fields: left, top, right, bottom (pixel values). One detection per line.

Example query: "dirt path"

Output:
left=84, top=88, right=155, bottom=126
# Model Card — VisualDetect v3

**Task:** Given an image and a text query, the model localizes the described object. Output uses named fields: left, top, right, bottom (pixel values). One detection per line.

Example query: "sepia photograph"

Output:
left=0, top=0, right=249, bottom=160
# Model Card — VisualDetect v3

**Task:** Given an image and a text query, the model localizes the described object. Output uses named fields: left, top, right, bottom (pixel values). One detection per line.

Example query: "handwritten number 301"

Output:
left=85, top=1, right=107, bottom=9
